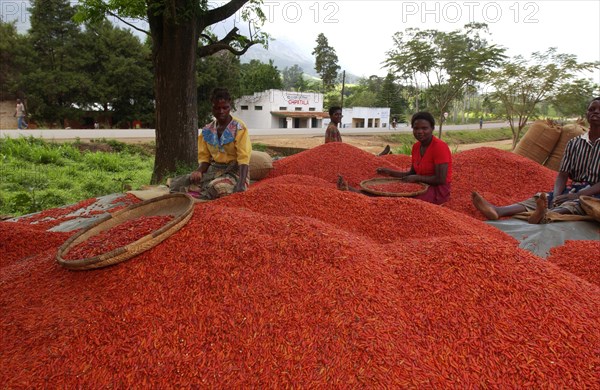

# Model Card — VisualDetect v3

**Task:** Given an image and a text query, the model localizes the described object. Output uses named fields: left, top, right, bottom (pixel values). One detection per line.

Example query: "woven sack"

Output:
left=249, top=150, right=273, bottom=181
left=360, top=178, right=428, bottom=197
left=514, top=120, right=562, bottom=164
left=544, top=123, right=587, bottom=171
left=56, top=193, right=194, bottom=270
left=579, top=196, right=600, bottom=223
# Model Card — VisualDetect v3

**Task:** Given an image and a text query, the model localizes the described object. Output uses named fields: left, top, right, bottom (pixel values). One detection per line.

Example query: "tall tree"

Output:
left=22, top=0, right=88, bottom=126
left=239, top=59, right=283, bottom=96
left=487, top=48, right=599, bottom=149
left=281, top=64, right=306, bottom=91
left=77, top=0, right=267, bottom=183
left=312, top=33, right=340, bottom=92
left=79, top=20, right=155, bottom=128
left=0, top=21, right=31, bottom=100
left=384, top=23, right=505, bottom=137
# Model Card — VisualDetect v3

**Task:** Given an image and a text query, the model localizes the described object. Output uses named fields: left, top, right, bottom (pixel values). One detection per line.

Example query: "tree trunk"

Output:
left=149, top=11, right=199, bottom=184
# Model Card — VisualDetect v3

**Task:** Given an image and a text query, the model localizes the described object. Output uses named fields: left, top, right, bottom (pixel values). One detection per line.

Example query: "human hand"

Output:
left=190, top=171, right=202, bottom=184
left=552, top=193, right=576, bottom=206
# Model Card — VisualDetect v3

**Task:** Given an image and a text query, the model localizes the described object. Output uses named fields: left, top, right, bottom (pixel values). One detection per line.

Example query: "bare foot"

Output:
left=337, top=175, right=349, bottom=191
left=378, top=145, right=391, bottom=156
left=471, top=191, right=499, bottom=220
left=528, top=192, right=548, bottom=224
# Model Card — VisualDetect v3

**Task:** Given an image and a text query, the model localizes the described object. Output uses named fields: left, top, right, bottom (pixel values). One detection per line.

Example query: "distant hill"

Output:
left=240, top=37, right=361, bottom=84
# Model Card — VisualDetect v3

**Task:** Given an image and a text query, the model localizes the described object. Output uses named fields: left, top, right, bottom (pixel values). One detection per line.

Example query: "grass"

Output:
left=0, top=137, right=154, bottom=217
left=384, top=127, right=514, bottom=155
left=0, top=129, right=516, bottom=217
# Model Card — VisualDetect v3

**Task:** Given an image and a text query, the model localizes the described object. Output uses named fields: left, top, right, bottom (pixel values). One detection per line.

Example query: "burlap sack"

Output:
left=544, top=123, right=588, bottom=171
left=249, top=151, right=273, bottom=181
left=513, top=120, right=562, bottom=165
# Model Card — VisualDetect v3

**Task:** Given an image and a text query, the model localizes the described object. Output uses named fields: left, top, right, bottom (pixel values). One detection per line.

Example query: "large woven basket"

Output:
left=56, top=193, right=194, bottom=270
left=579, top=196, right=600, bottom=223
left=359, top=177, right=428, bottom=197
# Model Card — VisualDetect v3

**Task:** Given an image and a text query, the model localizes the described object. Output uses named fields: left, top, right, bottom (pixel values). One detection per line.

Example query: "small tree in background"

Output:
left=239, top=59, right=283, bottom=96
left=385, top=23, right=505, bottom=137
left=487, top=48, right=599, bottom=149
left=550, top=78, right=600, bottom=120
left=377, top=73, right=408, bottom=123
left=282, top=64, right=307, bottom=91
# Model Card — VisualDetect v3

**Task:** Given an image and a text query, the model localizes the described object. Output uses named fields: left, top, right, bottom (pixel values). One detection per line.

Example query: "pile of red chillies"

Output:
left=1, top=144, right=598, bottom=387
left=63, top=215, right=174, bottom=260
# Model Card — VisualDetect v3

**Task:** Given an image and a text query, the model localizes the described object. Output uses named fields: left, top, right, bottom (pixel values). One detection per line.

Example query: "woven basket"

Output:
left=56, top=193, right=194, bottom=270
left=579, top=196, right=600, bottom=223
left=359, top=178, right=429, bottom=197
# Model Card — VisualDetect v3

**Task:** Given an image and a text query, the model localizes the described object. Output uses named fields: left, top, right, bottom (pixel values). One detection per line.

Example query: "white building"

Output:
left=233, top=89, right=392, bottom=130
left=233, top=89, right=326, bottom=129
left=325, top=106, right=391, bottom=130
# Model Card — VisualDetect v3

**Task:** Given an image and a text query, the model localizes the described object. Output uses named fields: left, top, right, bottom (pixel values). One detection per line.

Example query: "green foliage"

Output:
left=386, top=127, right=513, bottom=146
left=252, top=143, right=268, bottom=152
left=197, top=51, right=242, bottom=123
left=385, top=23, right=506, bottom=136
left=79, top=19, right=155, bottom=127
left=550, top=79, right=600, bottom=119
left=393, top=143, right=413, bottom=156
left=22, top=0, right=87, bottom=125
left=282, top=65, right=307, bottom=91
left=377, top=73, right=409, bottom=121
left=239, top=59, right=283, bottom=97
left=0, top=137, right=153, bottom=217
left=486, top=48, right=600, bottom=149
left=344, top=87, right=377, bottom=107
left=0, top=21, right=31, bottom=100
left=312, top=33, right=340, bottom=92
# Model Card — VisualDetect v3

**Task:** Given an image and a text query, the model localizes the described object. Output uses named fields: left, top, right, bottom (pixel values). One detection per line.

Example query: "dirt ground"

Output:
left=251, top=134, right=514, bottom=155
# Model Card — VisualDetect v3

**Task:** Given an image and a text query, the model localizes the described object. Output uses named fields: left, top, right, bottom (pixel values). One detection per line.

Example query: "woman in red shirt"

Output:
left=338, top=111, right=452, bottom=205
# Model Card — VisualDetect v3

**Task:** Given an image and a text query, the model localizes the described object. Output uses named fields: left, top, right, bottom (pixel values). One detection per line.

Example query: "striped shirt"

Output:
left=559, top=132, right=600, bottom=185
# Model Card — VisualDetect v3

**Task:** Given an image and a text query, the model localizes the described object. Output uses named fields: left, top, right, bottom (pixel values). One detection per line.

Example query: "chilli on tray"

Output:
left=62, top=215, right=174, bottom=260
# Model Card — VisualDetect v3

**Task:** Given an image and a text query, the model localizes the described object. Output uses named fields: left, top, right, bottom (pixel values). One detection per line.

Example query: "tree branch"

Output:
left=197, top=27, right=257, bottom=57
left=201, top=0, right=248, bottom=27
left=107, top=10, right=150, bottom=35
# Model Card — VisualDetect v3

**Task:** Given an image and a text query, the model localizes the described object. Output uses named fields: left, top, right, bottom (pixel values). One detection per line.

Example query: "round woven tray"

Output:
left=56, top=193, right=194, bottom=270
left=359, top=177, right=429, bottom=197
left=579, top=195, right=600, bottom=223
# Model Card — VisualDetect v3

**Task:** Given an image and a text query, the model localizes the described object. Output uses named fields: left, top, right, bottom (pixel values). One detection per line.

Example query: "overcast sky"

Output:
left=3, top=0, right=599, bottom=81
left=223, top=0, right=600, bottom=80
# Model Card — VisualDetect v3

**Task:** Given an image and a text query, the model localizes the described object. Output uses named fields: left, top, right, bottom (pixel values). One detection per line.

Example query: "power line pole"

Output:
left=340, top=70, right=346, bottom=108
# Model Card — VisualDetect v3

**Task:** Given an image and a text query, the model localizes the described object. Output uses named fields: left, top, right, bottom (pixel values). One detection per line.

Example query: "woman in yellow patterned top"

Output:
left=171, top=88, right=251, bottom=200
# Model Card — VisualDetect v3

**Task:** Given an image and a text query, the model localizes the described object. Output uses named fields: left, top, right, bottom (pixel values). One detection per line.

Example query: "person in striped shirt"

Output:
left=472, top=97, right=600, bottom=224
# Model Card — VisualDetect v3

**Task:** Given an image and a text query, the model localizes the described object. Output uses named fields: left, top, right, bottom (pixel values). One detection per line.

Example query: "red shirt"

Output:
left=411, top=136, right=452, bottom=183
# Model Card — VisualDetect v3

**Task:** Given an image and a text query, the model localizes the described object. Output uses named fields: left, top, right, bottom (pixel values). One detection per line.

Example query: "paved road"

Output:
left=0, top=122, right=509, bottom=141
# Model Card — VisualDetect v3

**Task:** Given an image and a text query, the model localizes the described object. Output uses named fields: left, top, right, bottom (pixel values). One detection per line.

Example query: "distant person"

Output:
left=325, top=106, right=342, bottom=143
left=479, top=117, right=483, bottom=129
left=392, top=117, right=397, bottom=129
left=14, top=99, right=28, bottom=129
left=338, top=111, right=452, bottom=205
left=169, top=88, right=251, bottom=200
left=472, top=97, right=600, bottom=223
